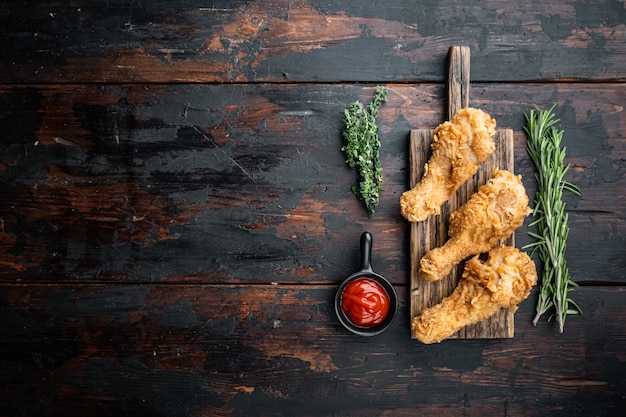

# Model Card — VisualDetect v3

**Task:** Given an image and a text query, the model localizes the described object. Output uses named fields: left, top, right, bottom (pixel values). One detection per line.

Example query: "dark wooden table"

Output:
left=1, top=1, right=625, bottom=416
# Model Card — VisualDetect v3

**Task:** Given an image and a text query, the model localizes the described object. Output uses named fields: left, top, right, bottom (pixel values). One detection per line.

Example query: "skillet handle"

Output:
left=359, top=232, right=374, bottom=273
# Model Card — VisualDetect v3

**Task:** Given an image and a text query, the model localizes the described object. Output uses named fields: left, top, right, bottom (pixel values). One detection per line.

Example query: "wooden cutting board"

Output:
left=409, top=46, right=516, bottom=339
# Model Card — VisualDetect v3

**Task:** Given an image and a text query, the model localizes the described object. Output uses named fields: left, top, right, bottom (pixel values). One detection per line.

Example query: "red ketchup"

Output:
left=341, top=277, right=390, bottom=327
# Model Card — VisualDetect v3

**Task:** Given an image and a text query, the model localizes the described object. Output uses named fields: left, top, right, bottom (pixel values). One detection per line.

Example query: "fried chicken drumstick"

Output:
left=400, top=107, right=496, bottom=222
left=419, top=169, right=531, bottom=282
left=412, top=246, right=537, bottom=344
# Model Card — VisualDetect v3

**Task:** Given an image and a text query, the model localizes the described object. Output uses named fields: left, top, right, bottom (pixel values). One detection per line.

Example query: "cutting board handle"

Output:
left=448, top=46, right=470, bottom=119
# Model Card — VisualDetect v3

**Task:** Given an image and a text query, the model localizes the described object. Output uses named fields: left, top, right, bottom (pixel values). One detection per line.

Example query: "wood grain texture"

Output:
left=1, top=284, right=625, bottom=417
left=0, top=83, right=624, bottom=286
left=409, top=47, right=516, bottom=339
left=409, top=129, right=515, bottom=339
left=1, top=1, right=625, bottom=415
left=448, top=46, right=471, bottom=118
left=1, top=0, right=625, bottom=83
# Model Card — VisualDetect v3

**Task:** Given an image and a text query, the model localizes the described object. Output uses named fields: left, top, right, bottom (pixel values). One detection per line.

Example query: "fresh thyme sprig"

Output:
left=523, top=105, right=581, bottom=332
left=341, top=86, right=387, bottom=213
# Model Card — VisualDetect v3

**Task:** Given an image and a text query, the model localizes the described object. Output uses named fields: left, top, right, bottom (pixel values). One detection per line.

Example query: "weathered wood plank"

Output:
left=0, top=83, right=624, bottom=285
left=1, top=0, right=625, bottom=83
left=409, top=47, right=517, bottom=339
left=1, top=284, right=624, bottom=416
left=409, top=129, right=516, bottom=339
left=1, top=2, right=624, bottom=417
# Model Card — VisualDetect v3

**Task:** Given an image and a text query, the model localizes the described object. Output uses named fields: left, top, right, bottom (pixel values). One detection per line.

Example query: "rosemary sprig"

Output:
left=523, top=105, right=581, bottom=332
left=341, top=86, right=387, bottom=213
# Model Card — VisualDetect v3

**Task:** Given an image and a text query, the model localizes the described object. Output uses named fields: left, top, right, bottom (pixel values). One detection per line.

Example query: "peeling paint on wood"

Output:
left=1, top=1, right=625, bottom=416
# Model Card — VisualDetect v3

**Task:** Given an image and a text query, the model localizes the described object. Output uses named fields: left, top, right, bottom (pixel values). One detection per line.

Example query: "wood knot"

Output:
left=248, top=15, right=264, bottom=29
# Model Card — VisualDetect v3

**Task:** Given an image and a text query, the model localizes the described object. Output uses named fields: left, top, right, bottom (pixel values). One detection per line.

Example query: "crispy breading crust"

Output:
left=412, top=246, right=537, bottom=344
left=400, top=108, right=496, bottom=222
left=419, top=169, right=531, bottom=282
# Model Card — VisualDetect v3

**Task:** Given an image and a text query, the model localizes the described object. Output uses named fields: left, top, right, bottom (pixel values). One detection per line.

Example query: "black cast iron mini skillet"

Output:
left=335, top=232, right=398, bottom=336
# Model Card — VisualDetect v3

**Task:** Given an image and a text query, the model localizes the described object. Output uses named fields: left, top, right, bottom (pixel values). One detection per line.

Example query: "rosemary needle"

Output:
left=341, top=86, right=387, bottom=213
left=523, top=105, right=581, bottom=333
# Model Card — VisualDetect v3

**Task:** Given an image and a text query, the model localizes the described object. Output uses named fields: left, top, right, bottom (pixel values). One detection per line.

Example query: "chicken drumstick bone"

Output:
left=413, top=245, right=538, bottom=344
left=400, top=107, right=496, bottom=222
left=419, top=169, right=531, bottom=282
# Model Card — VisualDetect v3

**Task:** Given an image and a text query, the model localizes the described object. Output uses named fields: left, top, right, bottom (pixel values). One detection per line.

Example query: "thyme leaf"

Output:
left=523, top=105, right=581, bottom=332
left=341, top=86, right=387, bottom=213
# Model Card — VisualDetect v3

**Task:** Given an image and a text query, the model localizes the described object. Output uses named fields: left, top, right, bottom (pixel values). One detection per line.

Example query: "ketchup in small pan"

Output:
left=335, top=232, right=397, bottom=336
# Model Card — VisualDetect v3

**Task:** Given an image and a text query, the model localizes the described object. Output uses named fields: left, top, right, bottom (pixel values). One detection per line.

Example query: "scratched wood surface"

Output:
left=1, top=1, right=626, bottom=416
left=409, top=129, right=516, bottom=339
left=409, top=46, right=517, bottom=339
left=1, top=0, right=625, bottom=84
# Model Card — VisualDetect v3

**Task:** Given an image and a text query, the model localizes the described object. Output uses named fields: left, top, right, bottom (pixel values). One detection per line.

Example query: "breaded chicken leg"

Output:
left=412, top=246, right=537, bottom=344
left=419, top=169, right=531, bottom=282
left=400, top=107, right=496, bottom=222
